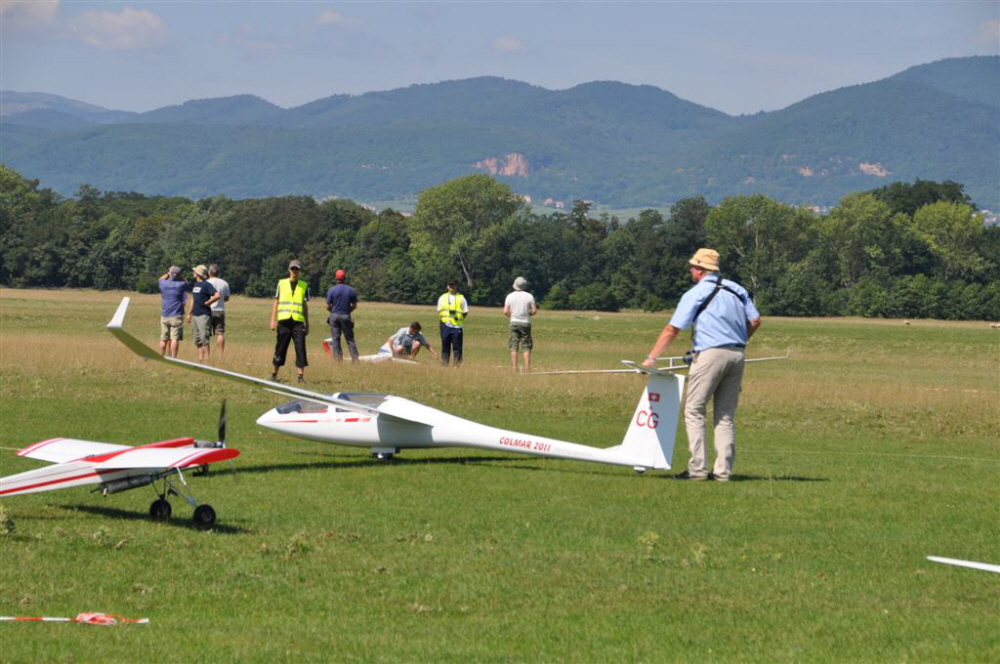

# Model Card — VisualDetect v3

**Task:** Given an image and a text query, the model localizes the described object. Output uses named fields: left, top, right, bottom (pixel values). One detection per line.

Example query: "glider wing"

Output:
left=108, top=297, right=419, bottom=425
left=108, top=297, right=380, bottom=415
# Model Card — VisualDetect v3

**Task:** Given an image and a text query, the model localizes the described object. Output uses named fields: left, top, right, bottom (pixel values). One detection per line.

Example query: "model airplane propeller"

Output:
left=0, top=403, right=237, bottom=526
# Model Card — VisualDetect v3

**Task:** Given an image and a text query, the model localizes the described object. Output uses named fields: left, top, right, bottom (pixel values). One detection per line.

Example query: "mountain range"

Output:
left=1, top=56, right=997, bottom=209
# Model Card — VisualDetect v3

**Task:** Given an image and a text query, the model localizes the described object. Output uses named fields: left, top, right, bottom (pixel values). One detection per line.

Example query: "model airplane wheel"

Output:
left=373, top=452, right=393, bottom=461
left=149, top=499, right=172, bottom=521
left=193, top=504, right=217, bottom=527
left=192, top=464, right=209, bottom=477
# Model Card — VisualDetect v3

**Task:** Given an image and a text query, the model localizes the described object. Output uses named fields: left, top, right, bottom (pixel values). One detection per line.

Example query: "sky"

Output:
left=2, top=1, right=997, bottom=116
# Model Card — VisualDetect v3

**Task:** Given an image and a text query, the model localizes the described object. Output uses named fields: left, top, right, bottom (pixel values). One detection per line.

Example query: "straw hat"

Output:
left=688, top=248, right=720, bottom=272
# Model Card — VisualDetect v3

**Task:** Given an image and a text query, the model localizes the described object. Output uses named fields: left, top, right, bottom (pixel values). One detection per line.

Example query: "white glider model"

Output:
left=322, top=337, right=417, bottom=364
left=0, top=405, right=237, bottom=526
left=108, top=298, right=683, bottom=472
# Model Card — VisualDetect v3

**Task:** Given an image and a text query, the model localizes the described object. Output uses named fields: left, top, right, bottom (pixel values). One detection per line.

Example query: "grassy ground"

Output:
left=0, top=289, right=997, bottom=662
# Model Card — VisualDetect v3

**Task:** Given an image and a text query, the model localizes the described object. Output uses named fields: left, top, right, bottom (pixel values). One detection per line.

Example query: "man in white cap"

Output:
left=503, top=276, right=538, bottom=373
left=207, top=264, right=231, bottom=357
left=642, top=248, right=761, bottom=482
left=186, top=265, right=220, bottom=364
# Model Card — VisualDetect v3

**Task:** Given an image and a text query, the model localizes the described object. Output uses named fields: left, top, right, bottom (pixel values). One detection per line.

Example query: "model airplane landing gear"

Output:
left=193, top=504, right=217, bottom=526
left=149, top=498, right=172, bottom=520
left=371, top=447, right=399, bottom=462
left=148, top=468, right=220, bottom=527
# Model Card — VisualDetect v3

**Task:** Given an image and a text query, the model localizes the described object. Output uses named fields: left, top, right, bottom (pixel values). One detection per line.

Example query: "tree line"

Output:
left=2, top=167, right=997, bottom=320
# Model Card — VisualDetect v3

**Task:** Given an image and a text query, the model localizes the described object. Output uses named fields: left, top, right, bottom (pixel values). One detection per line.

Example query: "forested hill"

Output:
left=1, top=56, right=997, bottom=209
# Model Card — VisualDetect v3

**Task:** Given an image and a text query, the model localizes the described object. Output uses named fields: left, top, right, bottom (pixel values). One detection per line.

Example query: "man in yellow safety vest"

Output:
left=437, top=280, right=469, bottom=367
left=269, top=260, right=310, bottom=383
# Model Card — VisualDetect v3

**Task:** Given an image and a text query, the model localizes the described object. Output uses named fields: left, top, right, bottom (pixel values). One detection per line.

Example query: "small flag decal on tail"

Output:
left=648, top=393, right=660, bottom=402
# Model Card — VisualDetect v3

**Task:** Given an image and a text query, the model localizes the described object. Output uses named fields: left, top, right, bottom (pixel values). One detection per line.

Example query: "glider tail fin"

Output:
left=614, top=373, right=685, bottom=470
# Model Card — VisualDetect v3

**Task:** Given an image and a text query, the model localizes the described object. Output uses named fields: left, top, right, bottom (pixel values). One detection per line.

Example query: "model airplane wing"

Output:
left=16, top=438, right=132, bottom=464
left=1, top=444, right=238, bottom=497
left=533, top=351, right=791, bottom=376
left=88, top=446, right=239, bottom=469
left=531, top=361, right=682, bottom=376
left=107, top=297, right=421, bottom=425
left=927, top=556, right=1000, bottom=574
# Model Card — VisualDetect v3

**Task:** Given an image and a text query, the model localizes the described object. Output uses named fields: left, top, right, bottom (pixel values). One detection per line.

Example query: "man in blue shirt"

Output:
left=325, top=269, right=359, bottom=363
left=158, top=265, right=188, bottom=358
left=642, top=248, right=762, bottom=482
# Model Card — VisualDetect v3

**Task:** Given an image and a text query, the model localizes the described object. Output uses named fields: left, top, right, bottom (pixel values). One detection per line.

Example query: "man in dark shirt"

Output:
left=325, top=269, right=359, bottom=363
left=186, top=265, right=220, bottom=363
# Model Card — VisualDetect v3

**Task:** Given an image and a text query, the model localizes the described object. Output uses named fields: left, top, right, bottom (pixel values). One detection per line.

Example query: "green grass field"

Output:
left=0, top=289, right=997, bottom=662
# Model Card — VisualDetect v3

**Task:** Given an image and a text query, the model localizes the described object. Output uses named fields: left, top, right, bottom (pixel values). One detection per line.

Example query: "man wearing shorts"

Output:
left=503, top=276, right=538, bottom=373
left=158, top=266, right=188, bottom=358
left=207, top=264, right=231, bottom=357
left=186, top=265, right=220, bottom=363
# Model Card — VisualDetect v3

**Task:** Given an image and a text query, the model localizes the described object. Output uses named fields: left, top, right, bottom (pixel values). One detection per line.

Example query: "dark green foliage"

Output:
left=868, top=179, right=974, bottom=216
left=0, top=166, right=996, bottom=319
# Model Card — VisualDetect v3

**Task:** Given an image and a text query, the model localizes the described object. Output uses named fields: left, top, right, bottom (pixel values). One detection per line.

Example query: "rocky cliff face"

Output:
left=473, top=153, right=531, bottom=177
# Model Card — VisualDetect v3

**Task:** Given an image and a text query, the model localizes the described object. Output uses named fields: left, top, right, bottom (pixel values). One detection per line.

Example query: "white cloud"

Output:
left=316, top=9, right=361, bottom=29
left=492, top=36, right=525, bottom=53
left=0, top=0, right=58, bottom=25
left=70, top=7, right=167, bottom=50
left=977, top=19, right=1000, bottom=48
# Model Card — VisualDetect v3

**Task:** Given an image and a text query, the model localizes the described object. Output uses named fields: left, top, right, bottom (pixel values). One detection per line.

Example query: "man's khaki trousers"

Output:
left=684, top=346, right=746, bottom=481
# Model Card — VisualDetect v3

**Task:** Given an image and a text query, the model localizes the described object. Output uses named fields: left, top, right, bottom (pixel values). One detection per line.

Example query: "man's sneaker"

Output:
left=297, top=375, right=305, bottom=383
left=269, top=373, right=278, bottom=382
left=675, top=471, right=709, bottom=481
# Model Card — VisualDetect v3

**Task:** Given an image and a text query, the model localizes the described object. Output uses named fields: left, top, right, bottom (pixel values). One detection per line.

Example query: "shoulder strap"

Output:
left=692, top=279, right=724, bottom=323
left=690, top=278, right=750, bottom=342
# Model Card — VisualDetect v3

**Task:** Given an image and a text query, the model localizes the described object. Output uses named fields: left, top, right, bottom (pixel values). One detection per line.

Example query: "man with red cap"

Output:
left=325, top=268, right=359, bottom=363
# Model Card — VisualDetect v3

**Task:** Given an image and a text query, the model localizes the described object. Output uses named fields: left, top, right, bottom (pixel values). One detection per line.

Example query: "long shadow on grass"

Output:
left=58, top=504, right=249, bottom=534
left=660, top=473, right=829, bottom=482
left=224, top=454, right=533, bottom=477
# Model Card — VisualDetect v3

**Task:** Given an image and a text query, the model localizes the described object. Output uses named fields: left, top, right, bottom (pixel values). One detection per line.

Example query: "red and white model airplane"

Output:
left=108, top=298, right=683, bottom=472
left=0, top=404, right=237, bottom=526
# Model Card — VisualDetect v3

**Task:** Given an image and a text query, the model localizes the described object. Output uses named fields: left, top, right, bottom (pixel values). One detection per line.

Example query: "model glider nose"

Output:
left=255, top=408, right=281, bottom=431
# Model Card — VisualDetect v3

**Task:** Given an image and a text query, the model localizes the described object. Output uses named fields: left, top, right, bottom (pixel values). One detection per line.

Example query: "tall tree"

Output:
left=816, top=193, right=921, bottom=288
left=704, top=194, right=813, bottom=301
left=410, top=174, right=527, bottom=290
left=911, top=201, right=988, bottom=281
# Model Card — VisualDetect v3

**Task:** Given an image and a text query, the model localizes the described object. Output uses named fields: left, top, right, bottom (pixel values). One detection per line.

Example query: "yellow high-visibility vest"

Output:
left=276, top=278, right=308, bottom=322
left=437, top=292, right=467, bottom=327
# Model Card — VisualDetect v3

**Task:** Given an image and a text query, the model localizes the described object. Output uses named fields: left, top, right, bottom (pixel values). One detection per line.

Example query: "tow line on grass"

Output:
left=1, top=613, right=149, bottom=625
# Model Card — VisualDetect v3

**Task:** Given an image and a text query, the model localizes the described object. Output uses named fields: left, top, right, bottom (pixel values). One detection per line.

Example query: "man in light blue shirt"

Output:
left=642, top=248, right=762, bottom=481
left=379, top=322, right=439, bottom=361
